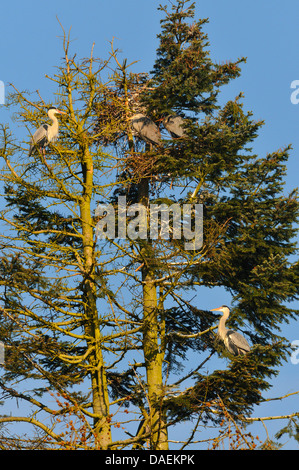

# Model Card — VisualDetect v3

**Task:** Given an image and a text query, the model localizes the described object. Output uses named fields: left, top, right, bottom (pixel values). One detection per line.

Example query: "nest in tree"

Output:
left=93, top=89, right=128, bottom=146
left=92, top=76, right=153, bottom=147
left=123, top=152, right=160, bottom=182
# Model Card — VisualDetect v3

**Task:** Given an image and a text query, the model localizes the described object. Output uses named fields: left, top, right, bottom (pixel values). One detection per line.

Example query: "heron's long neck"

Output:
left=218, top=313, right=229, bottom=336
left=50, top=116, right=59, bottom=133
left=48, top=115, right=59, bottom=141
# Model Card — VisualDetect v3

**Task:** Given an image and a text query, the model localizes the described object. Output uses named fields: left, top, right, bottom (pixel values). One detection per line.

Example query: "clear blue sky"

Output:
left=0, top=0, right=299, bottom=449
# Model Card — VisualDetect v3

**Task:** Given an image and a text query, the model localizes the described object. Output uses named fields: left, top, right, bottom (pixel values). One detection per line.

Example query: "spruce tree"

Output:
left=0, top=1, right=298, bottom=450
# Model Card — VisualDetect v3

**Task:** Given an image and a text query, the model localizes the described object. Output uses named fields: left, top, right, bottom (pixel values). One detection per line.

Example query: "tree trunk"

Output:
left=139, top=177, right=168, bottom=450
left=80, top=149, right=111, bottom=449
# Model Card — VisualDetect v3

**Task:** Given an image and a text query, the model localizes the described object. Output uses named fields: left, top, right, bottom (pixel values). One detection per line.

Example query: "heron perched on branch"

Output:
left=211, top=305, right=250, bottom=356
left=129, top=113, right=162, bottom=146
left=163, top=114, right=186, bottom=138
left=29, top=106, right=67, bottom=156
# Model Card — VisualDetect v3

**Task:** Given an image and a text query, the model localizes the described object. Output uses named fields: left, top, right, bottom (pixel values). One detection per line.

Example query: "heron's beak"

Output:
left=210, top=307, right=222, bottom=311
left=57, top=110, right=67, bottom=115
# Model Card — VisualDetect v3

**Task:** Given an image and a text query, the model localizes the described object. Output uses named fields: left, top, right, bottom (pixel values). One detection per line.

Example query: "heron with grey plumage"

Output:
left=129, top=113, right=162, bottom=146
left=29, top=106, right=67, bottom=156
left=163, top=114, right=186, bottom=138
left=211, top=305, right=251, bottom=356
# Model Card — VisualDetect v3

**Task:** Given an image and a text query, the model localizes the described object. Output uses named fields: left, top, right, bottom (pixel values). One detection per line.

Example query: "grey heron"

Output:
left=29, top=106, right=67, bottom=156
left=211, top=305, right=250, bottom=356
left=130, top=113, right=162, bottom=146
left=163, top=114, right=186, bottom=138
